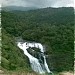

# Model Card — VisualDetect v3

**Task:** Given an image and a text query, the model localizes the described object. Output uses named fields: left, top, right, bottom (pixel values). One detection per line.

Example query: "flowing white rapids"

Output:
left=17, top=42, right=52, bottom=74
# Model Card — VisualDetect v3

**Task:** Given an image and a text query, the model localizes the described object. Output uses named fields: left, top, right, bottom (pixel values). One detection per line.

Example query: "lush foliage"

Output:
left=1, top=7, right=74, bottom=72
left=2, top=29, right=32, bottom=71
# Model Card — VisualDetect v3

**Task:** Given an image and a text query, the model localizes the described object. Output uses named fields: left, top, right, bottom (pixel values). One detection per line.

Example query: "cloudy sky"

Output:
left=0, top=0, right=74, bottom=8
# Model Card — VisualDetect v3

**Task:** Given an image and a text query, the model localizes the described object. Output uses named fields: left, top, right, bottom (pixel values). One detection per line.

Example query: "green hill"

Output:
left=2, top=6, right=38, bottom=11
left=1, top=7, right=74, bottom=72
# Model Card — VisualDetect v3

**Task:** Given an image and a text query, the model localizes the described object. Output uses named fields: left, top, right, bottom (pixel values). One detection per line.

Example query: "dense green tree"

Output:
left=1, top=7, right=74, bottom=72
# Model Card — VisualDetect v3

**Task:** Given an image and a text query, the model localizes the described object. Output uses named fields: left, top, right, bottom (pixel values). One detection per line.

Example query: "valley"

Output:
left=1, top=7, right=74, bottom=74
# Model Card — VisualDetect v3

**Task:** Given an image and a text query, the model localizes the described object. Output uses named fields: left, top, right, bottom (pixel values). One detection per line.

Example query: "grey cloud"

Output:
left=1, top=0, right=74, bottom=8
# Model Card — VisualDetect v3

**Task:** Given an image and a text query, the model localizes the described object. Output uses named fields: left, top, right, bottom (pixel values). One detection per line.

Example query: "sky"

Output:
left=0, top=0, right=74, bottom=8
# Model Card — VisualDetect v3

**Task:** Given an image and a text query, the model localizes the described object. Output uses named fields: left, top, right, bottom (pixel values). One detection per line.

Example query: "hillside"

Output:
left=1, top=7, right=74, bottom=73
left=2, top=6, right=38, bottom=11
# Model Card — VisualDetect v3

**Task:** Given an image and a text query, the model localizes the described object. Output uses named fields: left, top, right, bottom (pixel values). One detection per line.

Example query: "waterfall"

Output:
left=17, top=42, right=52, bottom=74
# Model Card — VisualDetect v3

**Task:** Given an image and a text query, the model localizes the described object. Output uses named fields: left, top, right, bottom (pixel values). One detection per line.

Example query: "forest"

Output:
left=1, top=7, right=74, bottom=73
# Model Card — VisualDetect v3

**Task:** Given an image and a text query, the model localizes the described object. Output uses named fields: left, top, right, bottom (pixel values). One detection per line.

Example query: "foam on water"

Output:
left=17, top=42, right=52, bottom=74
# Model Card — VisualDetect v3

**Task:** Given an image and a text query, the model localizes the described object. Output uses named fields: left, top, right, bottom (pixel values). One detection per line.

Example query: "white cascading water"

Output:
left=17, top=42, right=52, bottom=74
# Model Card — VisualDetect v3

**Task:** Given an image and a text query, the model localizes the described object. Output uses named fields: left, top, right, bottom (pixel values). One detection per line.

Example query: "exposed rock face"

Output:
left=59, top=72, right=73, bottom=75
left=0, top=70, right=4, bottom=74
